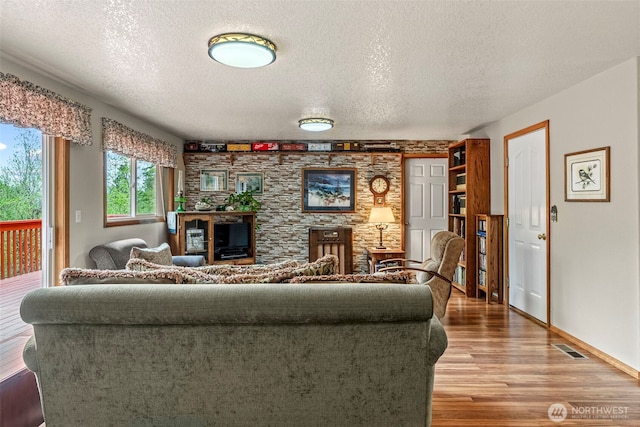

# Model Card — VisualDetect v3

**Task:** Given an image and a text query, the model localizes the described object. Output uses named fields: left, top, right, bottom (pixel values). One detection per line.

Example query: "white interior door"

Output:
left=507, top=126, right=548, bottom=323
left=404, top=158, right=448, bottom=262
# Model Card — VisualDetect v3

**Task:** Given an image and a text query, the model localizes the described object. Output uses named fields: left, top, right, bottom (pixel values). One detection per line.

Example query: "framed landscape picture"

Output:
left=302, top=168, right=357, bottom=213
left=200, top=169, right=228, bottom=192
left=236, top=172, right=264, bottom=194
left=564, top=146, right=610, bottom=202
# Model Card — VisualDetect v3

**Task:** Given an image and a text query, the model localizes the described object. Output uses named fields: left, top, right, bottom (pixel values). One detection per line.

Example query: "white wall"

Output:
left=471, top=57, right=640, bottom=371
left=1, top=58, right=184, bottom=268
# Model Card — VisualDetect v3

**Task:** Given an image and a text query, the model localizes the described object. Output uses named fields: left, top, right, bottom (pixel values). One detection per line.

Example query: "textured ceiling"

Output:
left=1, top=1, right=639, bottom=141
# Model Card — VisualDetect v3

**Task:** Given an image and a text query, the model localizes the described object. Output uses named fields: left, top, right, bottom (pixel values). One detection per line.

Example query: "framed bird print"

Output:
left=564, top=146, right=610, bottom=202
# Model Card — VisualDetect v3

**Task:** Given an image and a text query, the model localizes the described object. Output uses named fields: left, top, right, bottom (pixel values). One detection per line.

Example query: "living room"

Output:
left=1, top=1, right=639, bottom=425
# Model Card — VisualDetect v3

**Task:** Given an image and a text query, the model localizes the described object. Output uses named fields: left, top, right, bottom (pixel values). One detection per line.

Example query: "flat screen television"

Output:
left=214, top=222, right=251, bottom=260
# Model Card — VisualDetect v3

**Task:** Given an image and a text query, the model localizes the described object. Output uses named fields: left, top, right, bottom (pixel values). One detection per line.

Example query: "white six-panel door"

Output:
left=404, top=158, right=448, bottom=262
left=507, top=127, right=548, bottom=323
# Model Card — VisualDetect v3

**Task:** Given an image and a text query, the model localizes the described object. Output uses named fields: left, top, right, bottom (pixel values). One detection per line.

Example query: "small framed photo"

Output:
left=564, top=146, right=610, bottom=202
left=200, top=169, right=228, bottom=191
left=302, top=168, right=357, bottom=213
left=236, top=172, right=264, bottom=194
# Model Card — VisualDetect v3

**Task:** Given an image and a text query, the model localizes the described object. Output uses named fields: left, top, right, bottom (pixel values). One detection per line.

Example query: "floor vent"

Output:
left=552, top=343, right=588, bottom=359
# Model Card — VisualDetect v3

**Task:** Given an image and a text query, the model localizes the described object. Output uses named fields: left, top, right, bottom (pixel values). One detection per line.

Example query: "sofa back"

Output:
left=21, top=283, right=446, bottom=426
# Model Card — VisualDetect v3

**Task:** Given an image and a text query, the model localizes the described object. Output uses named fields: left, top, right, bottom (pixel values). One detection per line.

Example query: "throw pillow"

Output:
left=130, top=243, right=173, bottom=266
left=288, top=271, right=414, bottom=284
left=289, top=254, right=339, bottom=277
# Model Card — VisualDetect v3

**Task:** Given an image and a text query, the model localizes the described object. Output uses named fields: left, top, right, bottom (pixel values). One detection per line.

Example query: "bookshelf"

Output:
left=476, top=214, right=504, bottom=303
left=448, top=138, right=490, bottom=297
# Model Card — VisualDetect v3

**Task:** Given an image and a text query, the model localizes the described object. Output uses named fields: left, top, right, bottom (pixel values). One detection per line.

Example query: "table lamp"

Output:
left=174, top=169, right=186, bottom=212
left=368, top=206, right=395, bottom=249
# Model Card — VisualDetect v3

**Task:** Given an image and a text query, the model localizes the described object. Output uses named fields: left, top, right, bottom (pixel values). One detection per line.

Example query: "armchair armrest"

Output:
left=378, top=266, right=451, bottom=284
left=427, top=315, right=448, bottom=364
left=378, top=258, right=423, bottom=266
left=23, top=335, right=38, bottom=373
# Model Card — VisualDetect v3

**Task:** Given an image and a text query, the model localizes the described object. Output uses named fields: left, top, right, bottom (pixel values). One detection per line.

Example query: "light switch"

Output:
left=75, top=210, right=82, bottom=223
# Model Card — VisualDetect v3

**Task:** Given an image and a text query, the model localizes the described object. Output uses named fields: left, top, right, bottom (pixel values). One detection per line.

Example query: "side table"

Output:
left=365, top=247, right=405, bottom=273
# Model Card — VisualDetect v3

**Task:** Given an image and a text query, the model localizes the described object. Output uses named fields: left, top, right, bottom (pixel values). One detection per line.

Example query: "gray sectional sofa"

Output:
left=21, top=281, right=447, bottom=426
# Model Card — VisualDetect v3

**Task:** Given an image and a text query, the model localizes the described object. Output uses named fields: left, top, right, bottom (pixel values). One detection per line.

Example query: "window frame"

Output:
left=103, top=151, right=164, bottom=227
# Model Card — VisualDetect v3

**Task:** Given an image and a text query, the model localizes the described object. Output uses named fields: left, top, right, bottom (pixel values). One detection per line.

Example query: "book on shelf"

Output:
left=478, top=235, right=486, bottom=253
left=454, top=265, right=466, bottom=286
left=478, top=269, right=486, bottom=286
left=456, top=173, right=466, bottom=190
left=453, top=217, right=466, bottom=237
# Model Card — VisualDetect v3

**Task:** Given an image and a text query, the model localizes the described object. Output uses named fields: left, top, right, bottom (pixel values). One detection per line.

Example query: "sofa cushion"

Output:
left=130, top=243, right=173, bottom=266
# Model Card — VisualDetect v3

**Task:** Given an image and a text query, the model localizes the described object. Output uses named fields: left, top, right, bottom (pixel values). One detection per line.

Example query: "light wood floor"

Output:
left=432, top=290, right=640, bottom=426
left=0, top=271, right=40, bottom=381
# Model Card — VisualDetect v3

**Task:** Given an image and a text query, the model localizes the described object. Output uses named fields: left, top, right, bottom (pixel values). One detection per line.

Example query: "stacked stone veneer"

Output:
left=182, top=140, right=450, bottom=272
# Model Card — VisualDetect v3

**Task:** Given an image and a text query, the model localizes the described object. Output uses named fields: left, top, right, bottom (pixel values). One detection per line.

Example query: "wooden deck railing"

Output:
left=0, top=220, right=42, bottom=279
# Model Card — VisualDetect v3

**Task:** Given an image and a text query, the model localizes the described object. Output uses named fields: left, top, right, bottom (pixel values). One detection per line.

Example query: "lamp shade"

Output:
left=208, top=33, right=276, bottom=68
left=368, top=206, right=395, bottom=223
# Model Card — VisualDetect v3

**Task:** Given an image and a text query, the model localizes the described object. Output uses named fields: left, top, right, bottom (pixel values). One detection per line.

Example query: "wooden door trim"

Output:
left=54, top=137, right=69, bottom=283
left=503, top=120, right=551, bottom=325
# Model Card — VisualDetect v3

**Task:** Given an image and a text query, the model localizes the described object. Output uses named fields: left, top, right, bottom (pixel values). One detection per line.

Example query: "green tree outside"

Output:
left=0, top=130, right=42, bottom=221
left=105, top=151, right=157, bottom=217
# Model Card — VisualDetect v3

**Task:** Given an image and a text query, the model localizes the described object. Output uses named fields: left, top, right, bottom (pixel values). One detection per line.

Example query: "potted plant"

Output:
left=225, top=190, right=261, bottom=212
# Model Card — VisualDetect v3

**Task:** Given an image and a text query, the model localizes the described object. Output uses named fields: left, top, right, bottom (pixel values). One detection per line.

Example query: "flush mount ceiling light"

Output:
left=298, top=118, right=334, bottom=132
left=208, top=33, right=276, bottom=68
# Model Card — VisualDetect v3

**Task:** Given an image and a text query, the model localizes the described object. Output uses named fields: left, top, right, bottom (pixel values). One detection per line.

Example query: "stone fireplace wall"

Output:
left=181, top=140, right=449, bottom=272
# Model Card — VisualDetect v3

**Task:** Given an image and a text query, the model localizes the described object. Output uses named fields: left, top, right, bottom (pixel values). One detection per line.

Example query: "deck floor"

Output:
left=0, top=271, right=41, bottom=381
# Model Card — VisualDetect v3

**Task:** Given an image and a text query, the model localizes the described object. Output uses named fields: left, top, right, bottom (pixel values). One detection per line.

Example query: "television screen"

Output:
left=214, top=222, right=250, bottom=258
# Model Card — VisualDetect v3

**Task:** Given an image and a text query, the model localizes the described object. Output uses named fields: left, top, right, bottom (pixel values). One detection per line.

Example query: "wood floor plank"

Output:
left=433, top=290, right=640, bottom=425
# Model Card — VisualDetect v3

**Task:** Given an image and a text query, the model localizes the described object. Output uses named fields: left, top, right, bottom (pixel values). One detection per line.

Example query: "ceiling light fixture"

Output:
left=208, top=33, right=276, bottom=68
left=298, top=118, right=334, bottom=132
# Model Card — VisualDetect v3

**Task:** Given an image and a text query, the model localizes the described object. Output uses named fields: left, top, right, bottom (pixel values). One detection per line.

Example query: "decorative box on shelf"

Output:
left=184, top=140, right=200, bottom=152
left=332, top=142, right=362, bottom=151
left=199, top=142, right=227, bottom=152
left=226, top=143, right=252, bottom=152
left=251, top=142, right=279, bottom=151
left=280, top=143, right=307, bottom=151
left=307, top=142, right=333, bottom=151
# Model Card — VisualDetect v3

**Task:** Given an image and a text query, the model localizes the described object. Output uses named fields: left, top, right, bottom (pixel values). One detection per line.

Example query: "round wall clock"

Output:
left=370, top=175, right=390, bottom=195
left=370, top=175, right=390, bottom=205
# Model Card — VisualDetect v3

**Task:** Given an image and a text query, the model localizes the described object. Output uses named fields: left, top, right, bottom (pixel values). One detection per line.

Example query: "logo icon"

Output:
left=548, top=403, right=568, bottom=423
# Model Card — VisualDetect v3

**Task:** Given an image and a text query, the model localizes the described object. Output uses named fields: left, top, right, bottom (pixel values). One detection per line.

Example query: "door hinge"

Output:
left=505, top=217, right=509, bottom=227
left=505, top=156, right=509, bottom=167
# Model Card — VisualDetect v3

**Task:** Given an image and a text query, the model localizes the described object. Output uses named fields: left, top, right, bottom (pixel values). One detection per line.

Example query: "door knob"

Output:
left=537, top=233, right=547, bottom=240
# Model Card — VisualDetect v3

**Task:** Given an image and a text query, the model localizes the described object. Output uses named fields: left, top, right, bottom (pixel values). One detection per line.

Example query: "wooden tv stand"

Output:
left=168, top=211, right=256, bottom=265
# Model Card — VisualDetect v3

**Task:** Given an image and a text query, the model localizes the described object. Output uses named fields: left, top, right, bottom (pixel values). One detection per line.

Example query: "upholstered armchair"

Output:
left=89, top=238, right=205, bottom=270
left=379, top=230, right=464, bottom=318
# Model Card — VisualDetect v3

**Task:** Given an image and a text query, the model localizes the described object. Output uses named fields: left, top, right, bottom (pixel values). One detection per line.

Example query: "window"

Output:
left=105, top=150, right=160, bottom=224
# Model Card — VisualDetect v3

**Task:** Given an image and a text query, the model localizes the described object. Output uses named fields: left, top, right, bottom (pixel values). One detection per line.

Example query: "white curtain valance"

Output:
left=102, top=118, right=177, bottom=168
left=0, top=72, right=93, bottom=145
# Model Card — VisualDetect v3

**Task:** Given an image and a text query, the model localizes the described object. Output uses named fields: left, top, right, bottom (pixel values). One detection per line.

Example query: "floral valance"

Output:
left=102, top=118, right=177, bottom=168
left=0, top=72, right=92, bottom=145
